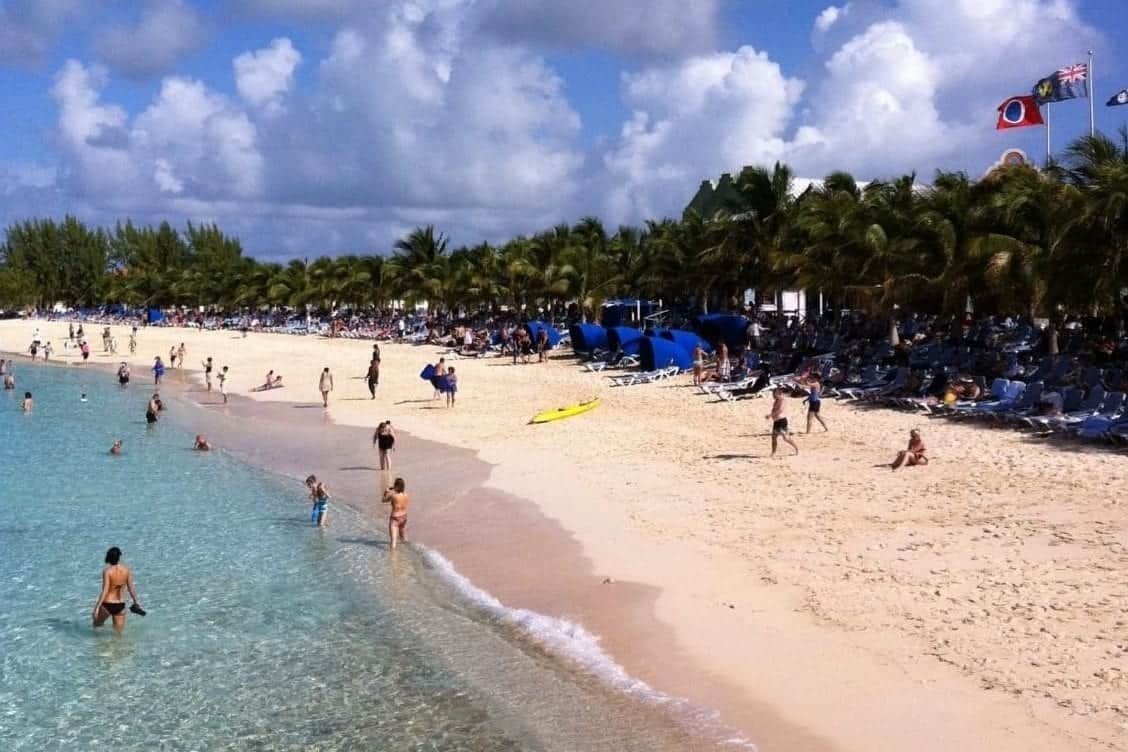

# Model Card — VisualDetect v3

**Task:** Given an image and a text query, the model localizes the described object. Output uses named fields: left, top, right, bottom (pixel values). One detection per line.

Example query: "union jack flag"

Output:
left=1057, top=63, right=1087, bottom=85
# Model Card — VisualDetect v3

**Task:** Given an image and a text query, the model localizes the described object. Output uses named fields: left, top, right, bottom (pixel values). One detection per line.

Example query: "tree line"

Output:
left=2, top=130, right=1126, bottom=320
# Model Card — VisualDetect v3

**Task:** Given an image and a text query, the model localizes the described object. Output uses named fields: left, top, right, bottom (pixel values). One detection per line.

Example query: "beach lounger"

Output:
left=1025, top=386, right=1106, bottom=432
left=1063, top=392, right=1124, bottom=437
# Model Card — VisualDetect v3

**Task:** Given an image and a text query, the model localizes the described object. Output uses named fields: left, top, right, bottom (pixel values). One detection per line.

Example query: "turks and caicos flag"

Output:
left=1033, top=63, right=1089, bottom=105
left=997, top=95, right=1045, bottom=129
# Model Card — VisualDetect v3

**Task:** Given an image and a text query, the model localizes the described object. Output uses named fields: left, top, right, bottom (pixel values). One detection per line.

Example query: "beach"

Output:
left=3, top=320, right=1125, bottom=751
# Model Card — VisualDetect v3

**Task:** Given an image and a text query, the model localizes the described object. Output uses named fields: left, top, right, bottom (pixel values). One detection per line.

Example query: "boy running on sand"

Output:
left=766, top=388, right=799, bottom=457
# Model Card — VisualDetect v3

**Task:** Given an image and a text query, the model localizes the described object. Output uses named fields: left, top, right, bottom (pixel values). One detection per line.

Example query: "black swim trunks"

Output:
left=808, top=401, right=821, bottom=414
left=772, top=418, right=789, bottom=434
left=102, top=602, right=125, bottom=615
left=146, top=411, right=158, bottom=424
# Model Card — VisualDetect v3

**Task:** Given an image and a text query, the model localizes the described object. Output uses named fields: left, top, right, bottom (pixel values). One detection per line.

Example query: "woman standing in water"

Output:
left=92, top=546, right=143, bottom=634
left=373, top=421, right=396, bottom=470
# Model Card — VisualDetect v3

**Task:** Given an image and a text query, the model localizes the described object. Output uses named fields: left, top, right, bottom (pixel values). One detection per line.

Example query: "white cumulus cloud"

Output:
left=601, top=47, right=804, bottom=223
left=234, top=38, right=302, bottom=113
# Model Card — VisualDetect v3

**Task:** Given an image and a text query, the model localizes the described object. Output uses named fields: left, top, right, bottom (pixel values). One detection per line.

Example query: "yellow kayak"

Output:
left=530, top=398, right=600, bottom=424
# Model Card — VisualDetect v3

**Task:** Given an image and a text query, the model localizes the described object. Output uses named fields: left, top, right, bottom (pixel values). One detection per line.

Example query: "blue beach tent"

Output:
left=607, top=326, right=644, bottom=356
left=600, top=299, right=660, bottom=328
left=569, top=323, right=608, bottom=354
left=660, top=328, right=713, bottom=355
left=640, top=336, right=693, bottom=372
left=693, top=314, right=749, bottom=348
left=523, top=321, right=562, bottom=348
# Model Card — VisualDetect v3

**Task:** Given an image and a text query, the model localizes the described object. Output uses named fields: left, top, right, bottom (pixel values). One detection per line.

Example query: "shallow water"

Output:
left=0, top=363, right=744, bottom=750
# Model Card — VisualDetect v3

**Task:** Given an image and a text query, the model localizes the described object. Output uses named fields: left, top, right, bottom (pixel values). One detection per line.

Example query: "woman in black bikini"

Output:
left=93, top=546, right=143, bottom=634
left=374, top=421, right=396, bottom=470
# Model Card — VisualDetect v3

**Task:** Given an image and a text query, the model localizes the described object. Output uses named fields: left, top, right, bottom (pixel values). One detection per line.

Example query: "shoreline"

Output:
left=3, top=320, right=1124, bottom=752
left=4, top=348, right=782, bottom=747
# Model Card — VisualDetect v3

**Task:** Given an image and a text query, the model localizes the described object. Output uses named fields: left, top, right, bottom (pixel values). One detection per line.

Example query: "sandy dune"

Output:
left=4, top=320, right=1125, bottom=751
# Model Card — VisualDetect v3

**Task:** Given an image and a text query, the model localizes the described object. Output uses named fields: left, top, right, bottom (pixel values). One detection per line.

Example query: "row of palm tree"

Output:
left=2, top=130, right=1126, bottom=319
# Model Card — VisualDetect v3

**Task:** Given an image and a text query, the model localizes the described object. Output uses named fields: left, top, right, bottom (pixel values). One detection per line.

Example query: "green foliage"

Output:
left=4, top=132, right=1128, bottom=317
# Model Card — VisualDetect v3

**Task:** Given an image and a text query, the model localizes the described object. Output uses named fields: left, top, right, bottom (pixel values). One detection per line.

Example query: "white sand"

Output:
left=5, top=320, right=1125, bottom=751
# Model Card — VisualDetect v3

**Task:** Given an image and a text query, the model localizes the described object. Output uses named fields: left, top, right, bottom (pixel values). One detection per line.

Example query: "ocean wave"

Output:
left=421, top=546, right=757, bottom=750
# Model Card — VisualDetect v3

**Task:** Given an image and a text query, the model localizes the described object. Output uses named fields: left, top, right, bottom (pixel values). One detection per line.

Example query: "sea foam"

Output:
left=422, top=546, right=757, bottom=750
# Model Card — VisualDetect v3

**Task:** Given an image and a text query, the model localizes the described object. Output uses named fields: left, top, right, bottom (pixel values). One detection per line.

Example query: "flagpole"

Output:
left=1045, top=103, right=1052, bottom=164
left=1088, top=50, right=1096, bottom=137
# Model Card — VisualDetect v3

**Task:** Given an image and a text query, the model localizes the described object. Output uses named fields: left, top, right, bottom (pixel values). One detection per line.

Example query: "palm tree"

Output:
left=387, top=226, right=450, bottom=313
left=1058, top=128, right=1128, bottom=313
left=974, top=165, right=1084, bottom=316
left=564, top=217, right=617, bottom=322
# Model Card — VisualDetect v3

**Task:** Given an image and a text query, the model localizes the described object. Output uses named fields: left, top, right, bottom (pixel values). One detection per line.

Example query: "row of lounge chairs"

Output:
left=608, top=366, right=680, bottom=387
left=831, top=368, right=1128, bottom=443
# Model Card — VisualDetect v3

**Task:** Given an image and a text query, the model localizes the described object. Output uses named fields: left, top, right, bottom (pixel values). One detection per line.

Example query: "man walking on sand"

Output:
left=766, top=388, right=799, bottom=457
left=319, top=367, right=334, bottom=407
left=366, top=355, right=380, bottom=399
left=202, top=357, right=214, bottom=391
left=382, top=477, right=410, bottom=549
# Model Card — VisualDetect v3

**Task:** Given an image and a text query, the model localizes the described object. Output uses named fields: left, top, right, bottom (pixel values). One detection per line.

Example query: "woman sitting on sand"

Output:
left=373, top=421, right=395, bottom=470
left=891, top=429, right=928, bottom=470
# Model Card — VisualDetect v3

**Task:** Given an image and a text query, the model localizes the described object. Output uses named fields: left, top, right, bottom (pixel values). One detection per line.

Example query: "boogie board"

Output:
left=530, top=398, right=600, bottom=424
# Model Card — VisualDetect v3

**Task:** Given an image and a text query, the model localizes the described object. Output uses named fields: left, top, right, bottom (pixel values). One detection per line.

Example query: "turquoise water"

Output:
left=0, top=363, right=738, bottom=751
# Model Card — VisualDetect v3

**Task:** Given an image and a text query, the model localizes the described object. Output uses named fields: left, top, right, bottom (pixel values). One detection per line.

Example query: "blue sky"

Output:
left=1, top=0, right=1127, bottom=258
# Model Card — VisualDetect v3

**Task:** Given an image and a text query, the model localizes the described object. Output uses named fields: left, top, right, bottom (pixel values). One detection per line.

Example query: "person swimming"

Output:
left=92, top=546, right=143, bottom=634
left=193, top=434, right=212, bottom=451
left=146, top=394, right=160, bottom=424
left=109, top=440, right=123, bottom=455
left=21, top=391, right=32, bottom=412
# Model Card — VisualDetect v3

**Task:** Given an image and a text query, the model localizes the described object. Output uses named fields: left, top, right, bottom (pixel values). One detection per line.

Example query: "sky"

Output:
left=1, top=0, right=1126, bottom=259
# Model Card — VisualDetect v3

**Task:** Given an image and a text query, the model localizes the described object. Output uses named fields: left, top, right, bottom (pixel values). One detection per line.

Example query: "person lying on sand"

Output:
left=251, top=372, right=283, bottom=392
left=891, top=429, right=928, bottom=470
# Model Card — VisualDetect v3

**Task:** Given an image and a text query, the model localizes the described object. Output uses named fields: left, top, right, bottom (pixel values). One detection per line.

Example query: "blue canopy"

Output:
left=693, top=314, right=749, bottom=348
left=569, top=323, right=608, bottom=353
left=660, top=328, right=713, bottom=355
left=640, top=336, right=693, bottom=371
left=607, top=326, right=644, bottom=356
left=523, top=321, right=562, bottom=348
left=600, top=299, right=660, bottom=328
left=147, top=307, right=165, bottom=324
